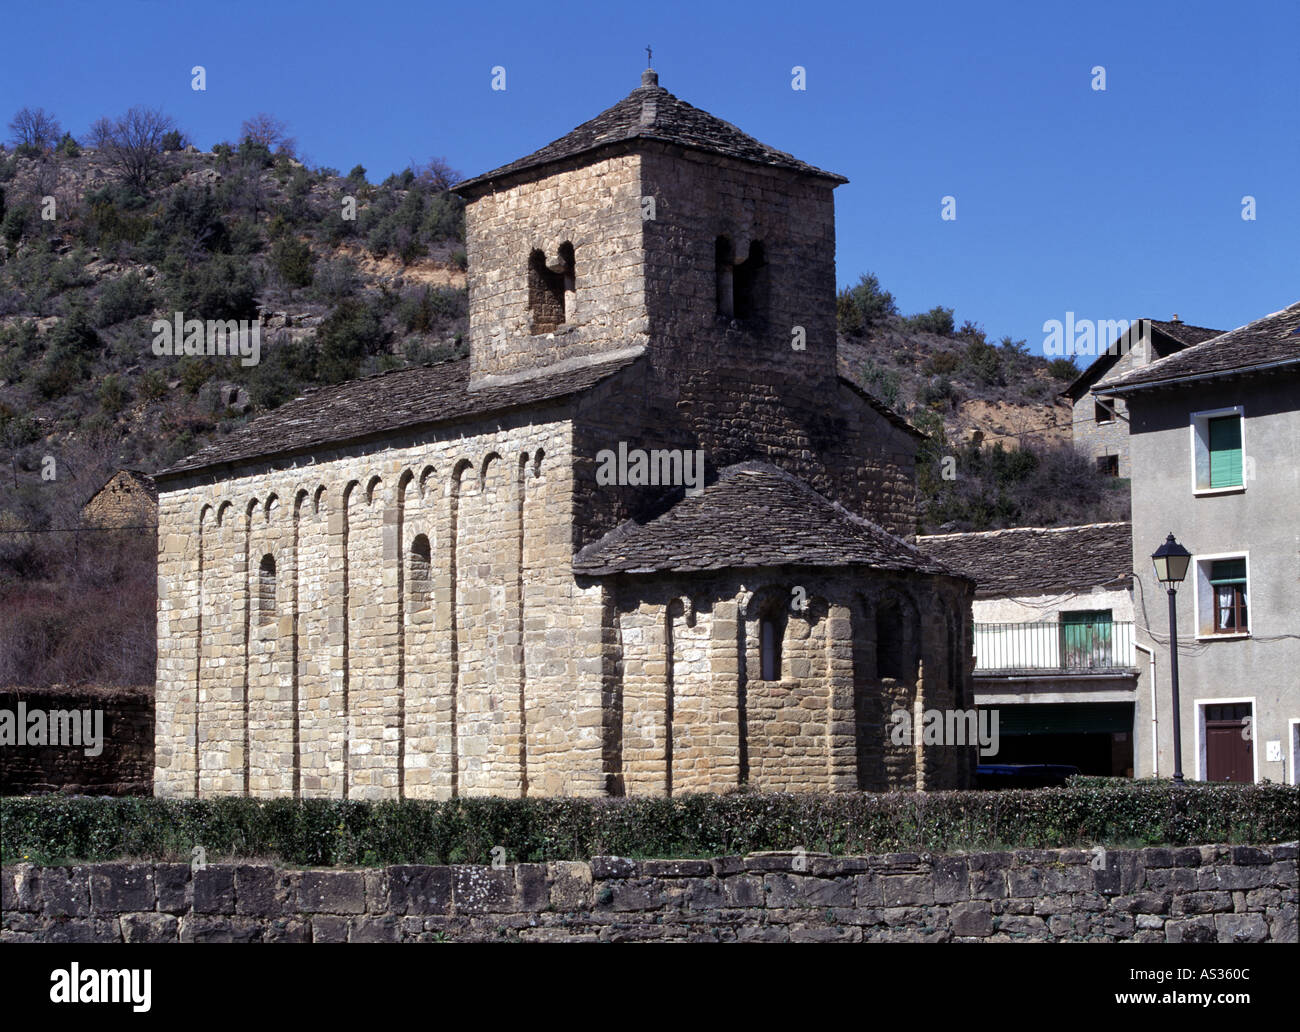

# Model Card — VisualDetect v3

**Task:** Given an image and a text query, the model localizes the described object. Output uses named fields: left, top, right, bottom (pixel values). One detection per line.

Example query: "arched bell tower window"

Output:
left=734, top=241, right=765, bottom=320
left=716, top=236, right=766, bottom=322
left=528, top=242, right=574, bottom=334
left=715, top=236, right=735, bottom=318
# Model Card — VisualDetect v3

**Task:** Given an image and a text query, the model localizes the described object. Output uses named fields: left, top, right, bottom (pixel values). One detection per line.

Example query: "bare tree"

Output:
left=413, top=156, right=461, bottom=190
left=239, top=112, right=296, bottom=157
left=100, top=106, right=178, bottom=194
left=84, top=116, right=114, bottom=150
left=8, top=106, right=63, bottom=152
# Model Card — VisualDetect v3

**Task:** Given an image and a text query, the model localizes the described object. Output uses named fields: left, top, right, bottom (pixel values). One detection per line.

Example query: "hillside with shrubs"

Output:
left=835, top=274, right=1128, bottom=534
left=0, top=106, right=469, bottom=686
left=0, top=105, right=1123, bottom=686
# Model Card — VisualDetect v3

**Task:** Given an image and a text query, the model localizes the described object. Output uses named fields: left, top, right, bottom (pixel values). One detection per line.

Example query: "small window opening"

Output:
left=1097, top=454, right=1119, bottom=476
left=733, top=241, right=765, bottom=320
left=258, top=554, right=277, bottom=627
left=409, top=534, right=432, bottom=609
left=760, top=614, right=782, bottom=681
left=715, top=236, right=734, bottom=318
left=1094, top=400, right=1114, bottom=424
left=876, top=600, right=905, bottom=680
left=528, top=245, right=571, bottom=334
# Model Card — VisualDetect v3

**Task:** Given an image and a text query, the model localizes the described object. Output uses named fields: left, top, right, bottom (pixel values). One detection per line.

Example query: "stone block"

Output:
left=193, top=865, right=235, bottom=913
left=548, top=861, right=592, bottom=911
left=880, top=874, right=934, bottom=907
left=121, top=913, right=178, bottom=943
left=453, top=866, right=516, bottom=913
left=515, top=864, right=549, bottom=912
left=388, top=866, right=453, bottom=915
left=296, top=870, right=366, bottom=914
left=950, top=900, right=993, bottom=937
left=42, top=866, right=90, bottom=918
left=90, top=863, right=154, bottom=913
left=932, top=856, right=969, bottom=903
left=1214, top=912, right=1268, bottom=943
left=154, top=864, right=192, bottom=913
left=590, top=856, right=637, bottom=880
left=234, top=864, right=284, bottom=916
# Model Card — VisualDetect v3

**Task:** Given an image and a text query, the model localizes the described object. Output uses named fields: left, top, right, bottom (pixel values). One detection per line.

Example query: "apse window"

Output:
left=1191, top=407, right=1245, bottom=493
left=760, top=615, right=782, bottom=681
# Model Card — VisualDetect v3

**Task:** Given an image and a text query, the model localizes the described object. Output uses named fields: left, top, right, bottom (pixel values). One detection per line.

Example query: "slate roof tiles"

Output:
left=454, top=71, right=846, bottom=195
left=915, top=522, right=1133, bottom=599
left=573, top=461, right=958, bottom=577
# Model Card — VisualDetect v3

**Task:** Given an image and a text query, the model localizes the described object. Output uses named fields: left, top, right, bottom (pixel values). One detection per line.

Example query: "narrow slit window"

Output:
left=733, top=241, right=765, bottom=320
left=409, top=534, right=431, bottom=610
left=760, top=615, right=781, bottom=681
left=258, top=554, right=277, bottom=627
left=715, top=236, right=734, bottom=318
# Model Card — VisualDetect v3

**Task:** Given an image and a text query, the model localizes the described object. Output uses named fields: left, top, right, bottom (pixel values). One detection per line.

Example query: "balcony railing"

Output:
left=973, top=620, right=1136, bottom=674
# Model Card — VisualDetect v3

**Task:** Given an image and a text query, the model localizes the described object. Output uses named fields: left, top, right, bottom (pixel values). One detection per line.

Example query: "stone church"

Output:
left=152, top=70, right=975, bottom=800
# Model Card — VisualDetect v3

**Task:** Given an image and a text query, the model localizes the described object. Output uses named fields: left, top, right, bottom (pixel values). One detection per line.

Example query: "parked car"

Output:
left=976, top=763, right=1081, bottom=789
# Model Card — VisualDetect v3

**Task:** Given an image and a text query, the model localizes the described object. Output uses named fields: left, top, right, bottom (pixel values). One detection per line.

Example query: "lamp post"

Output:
left=1151, top=533, right=1192, bottom=784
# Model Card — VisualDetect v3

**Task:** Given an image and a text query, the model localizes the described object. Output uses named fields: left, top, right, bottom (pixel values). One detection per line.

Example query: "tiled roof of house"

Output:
left=1060, top=318, right=1224, bottom=401
left=155, top=350, right=643, bottom=480
left=454, top=70, right=846, bottom=196
left=915, top=522, right=1133, bottom=599
left=1095, top=301, right=1300, bottom=394
left=573, top=461, right=958, bottom=577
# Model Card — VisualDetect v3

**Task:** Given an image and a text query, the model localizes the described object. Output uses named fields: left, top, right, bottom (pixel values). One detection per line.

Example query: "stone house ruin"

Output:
left=151, top=70, right=975, bottom=800
left=82, top=469, right=157, bottom=529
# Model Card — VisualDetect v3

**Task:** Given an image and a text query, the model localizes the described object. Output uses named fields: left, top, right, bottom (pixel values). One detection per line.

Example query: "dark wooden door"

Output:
left=1205, top=704, right=1253, bottom=782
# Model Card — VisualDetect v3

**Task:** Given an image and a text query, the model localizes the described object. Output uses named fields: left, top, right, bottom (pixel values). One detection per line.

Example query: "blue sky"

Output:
left=4, top=0, right=1296, bottom=357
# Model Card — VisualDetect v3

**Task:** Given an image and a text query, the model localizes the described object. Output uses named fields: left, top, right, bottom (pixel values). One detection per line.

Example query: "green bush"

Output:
left=166, top=254, right=259, bottom=322
left=905, top=306, right=956, bottom=335
left=1, top=784, right=1294, bottom=866
left=836, top=272, right=897, bottom=336
left=857, top=358, right=901, bottom=409
left=93, top=271, right=155, bottom=327
left=962, top=336, right=1004, bottom=386
left=271, top=235, right=315, bottom=289
left=315, top=297, right=388, bottom=383
left=98, top=373, right=130, bottom=414
left=1048, top=357, right=1078, bottom=380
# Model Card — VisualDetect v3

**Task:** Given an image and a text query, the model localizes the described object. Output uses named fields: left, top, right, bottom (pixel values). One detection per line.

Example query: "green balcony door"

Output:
left=1060, top=610, right=1113, bottom=669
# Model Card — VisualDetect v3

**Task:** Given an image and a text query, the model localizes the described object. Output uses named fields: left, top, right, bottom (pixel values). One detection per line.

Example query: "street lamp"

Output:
left=1151, top=533, right=1192, bottom=784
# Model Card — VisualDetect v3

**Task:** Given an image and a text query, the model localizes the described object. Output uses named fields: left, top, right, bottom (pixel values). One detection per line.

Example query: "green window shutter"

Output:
left=1208, top=415, right=1242, bottom=488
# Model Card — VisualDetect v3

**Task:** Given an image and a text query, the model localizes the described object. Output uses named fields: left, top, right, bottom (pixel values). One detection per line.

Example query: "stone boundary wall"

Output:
left=3, top=843, right=1294, bottom=943
left=0, top=686, right=153, bottom=796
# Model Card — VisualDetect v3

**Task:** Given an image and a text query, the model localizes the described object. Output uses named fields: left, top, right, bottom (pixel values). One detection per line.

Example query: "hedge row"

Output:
left=2, top=784, right=1295, bottom=867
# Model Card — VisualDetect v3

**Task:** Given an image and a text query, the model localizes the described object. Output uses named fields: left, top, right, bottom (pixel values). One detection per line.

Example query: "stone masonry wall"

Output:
left=465, top=151, right=649, bottom=382
left=0, top=686, right=153, bottom=796
left=607, top=569, right=975, bottom=794
left=154, top=407, right=605, bottom=801
left=4, top=843, right=1293, bottom=942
